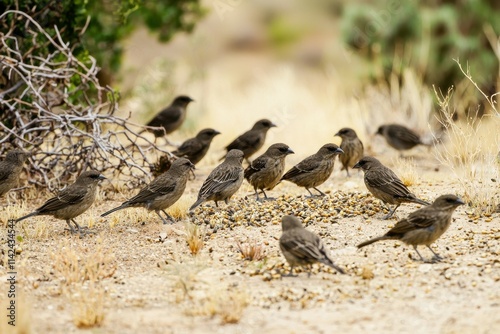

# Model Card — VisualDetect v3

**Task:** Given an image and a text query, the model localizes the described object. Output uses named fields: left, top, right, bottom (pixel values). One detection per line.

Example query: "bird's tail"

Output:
left=321, top=257, right=346, bottom=274
left=357, top=236, right=386, bottom=248
left=101, top=205, right=127, bottom=217
left=15, top=211, right=38, bottom=223
left=189, top=198, right=204, bottom=211
left=409, top=196, right=430, bottom=206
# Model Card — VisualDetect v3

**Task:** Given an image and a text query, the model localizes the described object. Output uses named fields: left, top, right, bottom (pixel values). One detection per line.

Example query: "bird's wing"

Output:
left=280, top=234, right=323, bottom=262
left=147, top=106, right=182, bottom=127
left=281, top=155, right=319, bottom=180
left=37, top=185, right=88, bottom=212
left=244, top=155, right=268, bottom=179
left=173, top=138, right=203, bottom=157
left=200, top=165, right=242, bottom=197
left=387, top=126, right=421, bottom=144
left=387, top=209, right=435, bottom=236
left=225, top=130, right=260, bottom=151
left=0, top=162, right=10, bottom=182
left=365, top=167, right=411, bottom=198
left=127, top=177, right=177, bottom=204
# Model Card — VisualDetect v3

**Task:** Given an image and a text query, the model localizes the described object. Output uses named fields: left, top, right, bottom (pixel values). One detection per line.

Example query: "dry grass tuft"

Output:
left=168, top=195, right=195, bottom=220
left=392, top=157, right=419, bottom=187
left=51, top=238, right=117, bottom=285
left=185, top=288, right=249, bottom=325
left=69, top=283, right=106, bottom=328
left=433, top=86, right=500, bottom=215
left=184, top=222, right=204, bottom=256
left=164, top=258, right=206, bottom=302
left=237, top=240, right=266, bottom=261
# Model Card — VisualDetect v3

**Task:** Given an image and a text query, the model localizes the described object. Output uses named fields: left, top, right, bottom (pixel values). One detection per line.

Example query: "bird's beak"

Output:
left=214, top=130, right=221, bottom=135
left=98, top=174, right=107, bottom=181
left=455, top=198, right=465, bottom=205
left=336, top=147, right=344, bottom=154
left=189, top=97, right=195, bottom=102
left=270, top=122, right=277, bottom=128
left=334, top=132, right=340, bottom=137
left=286, top=148, right=295, bottom=155
left=352, top=161, right=361, bottom=169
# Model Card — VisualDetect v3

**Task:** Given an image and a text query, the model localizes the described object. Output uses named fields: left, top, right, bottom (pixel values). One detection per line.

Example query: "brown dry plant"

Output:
left=69, top=283, right=106, bottom=328
left=237, top=240, right=266, bottom=261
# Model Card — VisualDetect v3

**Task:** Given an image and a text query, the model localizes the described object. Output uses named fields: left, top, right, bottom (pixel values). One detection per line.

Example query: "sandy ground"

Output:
left=1, top=148, right=499, bottom=334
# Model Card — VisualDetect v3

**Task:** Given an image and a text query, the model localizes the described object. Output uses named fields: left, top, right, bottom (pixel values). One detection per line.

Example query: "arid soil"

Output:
left=1, top=149, right=499, bottom=334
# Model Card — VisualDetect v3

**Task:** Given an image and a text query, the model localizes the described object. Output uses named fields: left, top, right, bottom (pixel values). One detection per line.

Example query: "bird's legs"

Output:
left=313, top=187, right=326, bottom=196
left=64, top=219, right=95, bottom=236
left=383, top=204, right=400, bottom=220
left=412, top=246, right=426, bottom=262
left=283, top=265, right=297, bottom=277
left=426, top=245, right=443, bottom=261
left=157, top=210, right=175, bottom=225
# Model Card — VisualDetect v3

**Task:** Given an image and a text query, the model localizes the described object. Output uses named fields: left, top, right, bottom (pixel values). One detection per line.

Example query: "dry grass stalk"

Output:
left=237, top=240, right=266, bottom=261
left=184, top=222, right=204, bottom=256
left=392, top=157, right=419, bottom=187
left=69, top=283, right=106, bottom=328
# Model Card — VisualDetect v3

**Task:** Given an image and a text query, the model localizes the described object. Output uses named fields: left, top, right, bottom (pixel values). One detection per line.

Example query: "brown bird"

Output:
left=222, top=119, right=277, bottom=163
left=281, top=143, right=343, bottom=197
left=172, top=128, right=221, bottom=165
left=190, top=149, right=244, bottom=210
left=376, top=124, right=428, bottom=153
left=144, top=95, right=194, bottom=138
left=244, top=143, right=294, bottom=201
left=101, top=158, right=194, bottom=224
left=0, top=150, right=28, bottom=197
left=353, top=156, right=429, bottom=219
left=357, top=194, right=464, bottom=262
left=334, top=128, right=364, bottom=177
left=279, top=215, right=345, bottom=277
left=15, top=171, right=106, bottom=234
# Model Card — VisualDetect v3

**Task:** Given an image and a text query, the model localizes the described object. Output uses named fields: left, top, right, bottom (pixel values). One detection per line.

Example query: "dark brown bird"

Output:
left=222, top=119, right=277, bottom=163
left=172, top=128, right=221, bottom=165
left=376, top=124, right=428, bottom=153
left=244, top=143, right=294, bottom=201
left=101, top=158, right=194, bottom=224
left=190, top=149, right=244, bottom=210
left=357, top=194, right=464, bottom=262
left=144, top=95, right=194, bottom=138
left=353, top=156, right=430, bottom=219
left=15, top=171, right=106, bottom=234
left=279, top=215, right=345, bottom=276
left=0, top=150, right=28, bottom=197
left=281, top=143, right=343, bottom=197
left=334, top=128, right=364, bottom=177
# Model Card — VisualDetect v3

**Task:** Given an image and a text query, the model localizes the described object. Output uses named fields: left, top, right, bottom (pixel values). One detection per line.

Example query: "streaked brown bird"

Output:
left=190, top=149, right=244, bottom=210
left=15, top=171, right=106, bottom=234
left=172, top=128, right=221, bottom=165
left=357, top=194, right=464, bottom=262
left=144, top=95, right=194, bottom=138
left=376, top=124, right=428, bottom=153
left=101, top=158, right=194, bottom=224
left=279, top=215, right=345, bottom=277
left=244, top=143, right=294, bottom=201
left=281, top=143, right=343, bottom=197
left=222, top=119, right=276, bottom=163
left=0, top=150, right=28, bottom=197
left=334, top=128, right=364, bottom=177
left=353, top=156, right=429, bottom=219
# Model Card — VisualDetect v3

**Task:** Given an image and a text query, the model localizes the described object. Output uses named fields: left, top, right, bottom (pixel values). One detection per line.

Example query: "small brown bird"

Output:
left=101, top=158, right=194, bottom=224
left=244, top=143, right=294, bottom=201
left=334, top=128, right=364, bottom=177
left=0, top=150, right=28, bottom=197
left=279, top=215, right=345, bottom=276
left=222, top=119, right=277, bottom=163
left=190, top=149, right=244, bottom=210
left=15, top=171, right=106, bottom=234
left=281, top=143, right=343, bottom=197
left=357, top=194, right=464, bottom=262
left=353, top=156, right=429, bottom=219
left=172, top=128, right=221, bottom=165
left=376, top=124, right=428, bottom=153
left=144, top=95, right=194, bottom=138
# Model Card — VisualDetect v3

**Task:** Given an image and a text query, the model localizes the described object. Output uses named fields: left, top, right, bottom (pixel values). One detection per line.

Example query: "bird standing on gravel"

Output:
left=143, top=95, right=194, bottom=139
left=172, top=128, right=221, bottom=165
left=16, top=171, right=106, bottom=235
left=376, top=124, right=429, bottom=153
left=190, top=149, right=244, bottom=210
left=281, top=143, right=343, bottom=197
left=101, top=158, right=194, bottom=224
left=0, top=150, right=28, bottom=198
left=357, top=194, right=464, bottom=262
left=334, top=128, right=364, bottom=177
left=279, top=215, right=345, bottom=277
left=221, top=119, right=276, bottom=164
left=244, top=143, right=294, bottom=201
left=353, top=156, right=429, bottom=219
